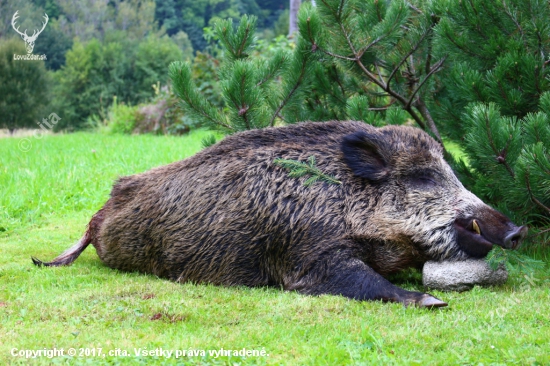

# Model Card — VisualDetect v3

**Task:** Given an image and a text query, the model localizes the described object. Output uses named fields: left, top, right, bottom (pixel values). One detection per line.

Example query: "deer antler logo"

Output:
left=11, top=11, right=49, bottom=54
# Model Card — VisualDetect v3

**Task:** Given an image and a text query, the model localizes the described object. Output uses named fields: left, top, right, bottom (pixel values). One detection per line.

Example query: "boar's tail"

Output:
left=32, top=231, right=92, bottom=267
left=32, top=208, right=104, bottom=267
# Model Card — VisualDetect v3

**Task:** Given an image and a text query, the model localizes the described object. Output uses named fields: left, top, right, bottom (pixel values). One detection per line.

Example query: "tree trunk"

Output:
left=289, top=0, right=301, bottom=36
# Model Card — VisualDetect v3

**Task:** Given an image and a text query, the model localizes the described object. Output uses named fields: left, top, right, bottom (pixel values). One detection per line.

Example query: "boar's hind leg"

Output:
left=287, top=257, right=447, bottom=308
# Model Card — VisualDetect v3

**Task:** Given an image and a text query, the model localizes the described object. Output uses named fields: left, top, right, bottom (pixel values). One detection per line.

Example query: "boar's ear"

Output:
left=341, top=131, right=390, bottom=182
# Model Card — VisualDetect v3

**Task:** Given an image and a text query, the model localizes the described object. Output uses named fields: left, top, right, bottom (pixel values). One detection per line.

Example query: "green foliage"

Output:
left=298, top=0, right=446, bottom=138
left=32, top=18, right=73, bottom=70
left=170, top=16, right=269, bottom=132
left=99, top=84, right=203, bottom=136
left=103, top=97, right=138, bottom=134
left=171, top=2, right=446, bottom=135
left=31, top=0, right=61, bottom=18
left=170, top=30, right=195, bottom=60
left=0, top=38, right=50, bottom=131
left=486, top=246, right=546, bottom=274
left=50, top=38, right=123, bottom=130
left=432, top=0, right=550, bottom=137
left=216, top=16, right=258, bottom=60
left=429, top=0, right=550, bottom=243
left=133, top=35, right=186, bottom=101
left=190, top=51, right=225, bottom=108
left=201, top=134, right=217, bottom=148
left=169, top=13, right=343, bottom=132
left=51, top=33, right=184, bottom=130
left=55, top=0, right=160, bottom=43
left=345, top=95, right=383, bottom=126
left=170, top=60, right=230, bottom=130
left=154, top=0, right=268, bottom=51
left=0, top=1, right=36, bottom=39
left=273, top=156, right=342, bottom=187
left=273, top=8, right=289, bottom=36
left=453, top=85, right=550, bottom=232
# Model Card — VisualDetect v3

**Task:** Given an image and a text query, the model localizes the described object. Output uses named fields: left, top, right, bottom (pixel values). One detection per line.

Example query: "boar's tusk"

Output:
left=472, top=219, right=481, bottom=235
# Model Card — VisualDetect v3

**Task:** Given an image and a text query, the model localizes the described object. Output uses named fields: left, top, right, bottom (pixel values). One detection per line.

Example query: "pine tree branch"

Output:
left=307, top=1, right=444, bottom=141
left=486, top=245, right=545, bottom=274
left=356, top=35, right=386, bottom=60
left=374, top=62, right=385, bottom=88
left=356, top=56, right=431, bottom=132
left=317, top=0, right=345, bottom=23
left=331, top=65, right=347, bottom=100
left=257, top=55, right=288, bottom=87
left=335, top=7, right=359, bottom=55
left=317, top=12, right=433, bottom=133
left=404, top=51, right=446, bottom=143
left=276, top=112, right=287, bottom=123
left=317, top=49, right=357, bottom=62
left=304, top=7, right=356, bottom=63
left=218, top=28, right=236, bottom=57
left=217, top=17, right=255, bottom=60
left=273, top=156, right=342, bottom=186
left=405, top=56, right=447, bottom=109
left=226, top=71, right=252, bottom=130
left=375, top=0, right=383, bottom=21
left=414, top=97, right=443, bottom=143
left=368, top=99, right=397, bottom=111
left=169, top=63, right=233, bottom=131
left=408, top=3, right=423, bottom=14
left=387, top=30, right=430, bottom=86
left=354, top=60, right=392, bottom=95
left=236, top=23, right=252, bottom=58
left=239, top=73, right=250, bottom=130
left=358, top=5, right=409, bottom=59
left=502, top=1, right=526, bottom=45
left=268, top=56, right=308, bottom=127
left=269, top=85, right=300, bottom=127
left=337, top=0, right=345, bottom=19
left=485, top=246, right=508, bottom=270
left=440, top=31, right=482, bottom=59
left=482, top=108, right=516, bottom=178
left=187, top=100, right=233, bottom=131
left=314, top=44, right=433, bottom=133
left=496, top=80, right=512, bottom=105
left=479, top=1, right=514, bottom=38
left=524, top=168, right=550, bottom=214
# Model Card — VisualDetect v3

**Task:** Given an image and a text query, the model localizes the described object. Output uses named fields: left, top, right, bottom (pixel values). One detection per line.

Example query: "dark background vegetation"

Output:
left=0, top=0, right=290, bottom=131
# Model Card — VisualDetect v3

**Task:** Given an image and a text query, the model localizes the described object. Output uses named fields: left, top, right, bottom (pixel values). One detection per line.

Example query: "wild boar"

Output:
left=33, top=121, right=527, bottom=307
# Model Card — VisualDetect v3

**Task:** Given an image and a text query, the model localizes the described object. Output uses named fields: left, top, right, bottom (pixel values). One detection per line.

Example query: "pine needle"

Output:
left=273, top=156, right=341, bottom=187
left=201, top=134, right=217, bottom=148
left=486, top=246, right=545, bottom=274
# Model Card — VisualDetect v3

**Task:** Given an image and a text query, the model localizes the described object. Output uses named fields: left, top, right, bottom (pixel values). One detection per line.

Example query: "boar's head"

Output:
left=342, top=125, right=527, bottom=261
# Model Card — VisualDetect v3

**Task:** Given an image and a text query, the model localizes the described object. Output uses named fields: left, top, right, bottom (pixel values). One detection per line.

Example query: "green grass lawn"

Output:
left=1, top=131, right=549, bottom=365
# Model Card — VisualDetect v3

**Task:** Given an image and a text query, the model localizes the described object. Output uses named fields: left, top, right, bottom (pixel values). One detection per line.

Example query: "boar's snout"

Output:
left=454, top=207, right=527, bottom=258
left=503, top=225, right=528, bottom=249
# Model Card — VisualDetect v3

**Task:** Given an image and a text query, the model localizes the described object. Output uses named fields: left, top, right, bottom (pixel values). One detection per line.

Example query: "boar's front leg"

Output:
left=286, top=256, right=447, bottom=308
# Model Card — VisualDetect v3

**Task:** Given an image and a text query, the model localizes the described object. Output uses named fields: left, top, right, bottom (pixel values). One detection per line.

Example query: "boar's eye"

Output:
left=409, top=173, right=438, bottom=188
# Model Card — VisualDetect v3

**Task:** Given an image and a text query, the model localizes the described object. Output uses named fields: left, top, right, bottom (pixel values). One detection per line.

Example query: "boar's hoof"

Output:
left=422, top=259, right=508, bottom=292
left=417, top=294, right=448, bottom=308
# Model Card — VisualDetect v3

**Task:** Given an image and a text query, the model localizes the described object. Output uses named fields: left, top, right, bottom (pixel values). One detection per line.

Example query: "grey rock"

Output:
left=423, top=259, right=508, bottom=292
